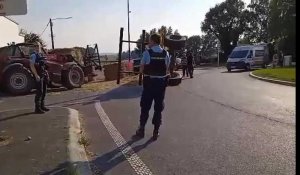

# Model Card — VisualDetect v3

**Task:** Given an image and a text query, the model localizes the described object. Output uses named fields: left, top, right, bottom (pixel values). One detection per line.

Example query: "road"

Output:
left=0, top=67, right=295, bottom=175
left=83, top=67, right=295, bottom=175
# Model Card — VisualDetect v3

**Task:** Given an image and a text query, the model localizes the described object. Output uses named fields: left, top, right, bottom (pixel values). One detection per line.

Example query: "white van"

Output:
left=226, top=44, right=269, bottom=72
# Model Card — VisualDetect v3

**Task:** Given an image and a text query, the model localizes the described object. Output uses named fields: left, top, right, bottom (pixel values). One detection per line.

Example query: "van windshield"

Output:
left=229, top=50, right=249, bottom=58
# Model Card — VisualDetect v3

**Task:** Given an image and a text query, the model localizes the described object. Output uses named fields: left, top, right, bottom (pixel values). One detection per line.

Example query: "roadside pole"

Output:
left=217, top=47, right=219, bottom=67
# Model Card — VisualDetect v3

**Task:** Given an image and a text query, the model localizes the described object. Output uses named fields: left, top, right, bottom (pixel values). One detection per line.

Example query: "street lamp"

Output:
left=216, top=41, right=220, bottom=67
left=49, top=17, right=72, bottom=49
left=127, top=0, right=131, bottom=60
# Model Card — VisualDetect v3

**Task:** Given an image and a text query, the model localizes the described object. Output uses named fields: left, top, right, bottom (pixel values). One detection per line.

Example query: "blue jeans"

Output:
left=140, top=76, right=167, bottom=127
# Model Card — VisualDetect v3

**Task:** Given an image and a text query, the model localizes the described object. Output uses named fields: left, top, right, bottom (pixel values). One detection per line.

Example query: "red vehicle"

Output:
left=0, top=43, right=98, bottom=95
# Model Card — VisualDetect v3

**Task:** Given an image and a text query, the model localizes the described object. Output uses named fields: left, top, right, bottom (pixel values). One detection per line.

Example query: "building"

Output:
left=0, top=16, right=24, bottom=47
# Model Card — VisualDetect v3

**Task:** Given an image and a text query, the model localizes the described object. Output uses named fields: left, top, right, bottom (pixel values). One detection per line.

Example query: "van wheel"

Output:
left=245, top=64, right=251, bottom=71
left=227, top=68, right=231, bottom=72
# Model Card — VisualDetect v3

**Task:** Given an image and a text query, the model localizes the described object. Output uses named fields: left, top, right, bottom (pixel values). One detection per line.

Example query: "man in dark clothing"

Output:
left=181, top=53, right=188, bottom=77
left=187, top=52, right=194, bottom=78
left=135, top=33, right=170, bottom=140
left=29, top=45, right=50, bottom=114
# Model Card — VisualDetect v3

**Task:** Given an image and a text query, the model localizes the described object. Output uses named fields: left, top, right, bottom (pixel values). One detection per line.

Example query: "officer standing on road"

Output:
left=181, top=52, right=188, bottom=77
left=186, top=51, right=194, bottom=78
left=135, top=33, right=170, bottom=140
left=29, top=43, right=50, bottom=114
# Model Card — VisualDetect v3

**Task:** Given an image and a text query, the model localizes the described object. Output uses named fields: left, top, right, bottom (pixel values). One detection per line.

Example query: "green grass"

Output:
left=253, top=67, right=295, bottom=82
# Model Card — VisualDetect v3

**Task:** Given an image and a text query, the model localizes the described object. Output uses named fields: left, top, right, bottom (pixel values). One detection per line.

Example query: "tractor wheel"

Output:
left=168, top=72, right=182, bottom=86
left=63, top=65, right=84, bottom=89
left=4, top=67, right=34, bottom=95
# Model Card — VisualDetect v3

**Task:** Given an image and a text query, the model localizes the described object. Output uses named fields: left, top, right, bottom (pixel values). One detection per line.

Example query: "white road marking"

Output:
left=95, top=102, right=153, bottom=175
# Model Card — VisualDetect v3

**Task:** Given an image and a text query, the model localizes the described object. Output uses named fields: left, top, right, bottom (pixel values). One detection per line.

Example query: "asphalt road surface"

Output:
left=83, top=67, right=295, bottom=175
left=0, top=67, right=295, bottom=175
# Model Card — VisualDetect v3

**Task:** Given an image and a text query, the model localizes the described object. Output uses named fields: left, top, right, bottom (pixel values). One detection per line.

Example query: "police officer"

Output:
left=29, top=44, right=50, bottom=114
left=186, top=51, right=194, bottom=78
left=181, top=53, right=188, bottom=77
left=135, top=33, right=170, bottom=140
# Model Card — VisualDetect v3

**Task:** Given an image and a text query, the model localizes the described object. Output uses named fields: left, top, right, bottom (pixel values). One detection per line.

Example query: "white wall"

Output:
left=0, top=17, right=24, bottom=47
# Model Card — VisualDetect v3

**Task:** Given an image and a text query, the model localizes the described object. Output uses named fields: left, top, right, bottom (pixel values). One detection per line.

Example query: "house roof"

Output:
left=3, top=16, right=19, bottom=25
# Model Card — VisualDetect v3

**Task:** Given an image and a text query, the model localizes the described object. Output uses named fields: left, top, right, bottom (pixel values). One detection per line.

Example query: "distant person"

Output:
left=279, top=51, right=284, bottom=67
left=187, top=51, right=194, bottom=78
left=29, top=44, right=50, bottom=114
left=135, top=33, right=170, bottom=140
left=272, top=52, right=279, bottom=68
left=181, top=53, right=188, bottom=77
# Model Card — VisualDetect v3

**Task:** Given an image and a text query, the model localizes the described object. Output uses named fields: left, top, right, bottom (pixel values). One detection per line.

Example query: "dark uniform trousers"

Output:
left=140, top=76, right=167, bottom=128
left=187, top=65, right=194, bottom=77
left=35, top=76, right=47, bottom=109
left=182, top=65, right=188, bottom=77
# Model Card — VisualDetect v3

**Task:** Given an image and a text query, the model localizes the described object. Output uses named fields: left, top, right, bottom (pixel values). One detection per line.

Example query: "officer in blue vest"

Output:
left=29, top=45, right=50, bottom=114
left=135, top=33, right=170, bottom=140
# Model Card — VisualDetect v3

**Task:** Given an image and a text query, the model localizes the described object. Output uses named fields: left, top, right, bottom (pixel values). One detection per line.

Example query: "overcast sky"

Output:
left=11, top=0, right=250, bottom=53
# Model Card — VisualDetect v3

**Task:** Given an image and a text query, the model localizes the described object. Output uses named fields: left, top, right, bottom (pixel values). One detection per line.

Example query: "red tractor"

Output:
left=0, top=43, right=99, bottom=95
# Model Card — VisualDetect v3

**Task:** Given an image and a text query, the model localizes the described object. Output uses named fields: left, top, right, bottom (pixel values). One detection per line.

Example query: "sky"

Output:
left=11, top=0, right=250, bottom=53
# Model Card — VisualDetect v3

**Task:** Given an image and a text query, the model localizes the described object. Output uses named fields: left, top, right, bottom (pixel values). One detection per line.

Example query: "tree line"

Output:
left=134, top=0, right=295, bottom=62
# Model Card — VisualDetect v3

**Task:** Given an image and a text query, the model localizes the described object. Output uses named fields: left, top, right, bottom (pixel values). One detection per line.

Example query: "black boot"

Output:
left=35, top=107, right=45, bottom=114
left=135, top=126, right=145, bottom=138
left=41, top=106, right=50, bottom=112
left=41, top=102, right=50, bottom=112
left=152, top=126, right=160, bottom=140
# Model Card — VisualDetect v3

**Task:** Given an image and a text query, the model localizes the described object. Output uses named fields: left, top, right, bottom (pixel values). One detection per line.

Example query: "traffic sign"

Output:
left=0, top=0, right=27, bottom=16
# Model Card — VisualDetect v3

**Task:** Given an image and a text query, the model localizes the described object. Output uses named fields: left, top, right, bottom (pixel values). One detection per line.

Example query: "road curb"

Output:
left=249, top=72, right=295, bottom=87
left=67, top=108, right=92, bottom=175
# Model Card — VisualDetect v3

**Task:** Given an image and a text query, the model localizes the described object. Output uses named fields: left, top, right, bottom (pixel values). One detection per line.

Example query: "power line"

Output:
left=39, top=21, right=50, bottom=37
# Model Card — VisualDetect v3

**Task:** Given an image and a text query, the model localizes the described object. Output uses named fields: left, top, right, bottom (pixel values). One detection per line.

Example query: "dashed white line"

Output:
left=95, top=102, right=153, bottom=175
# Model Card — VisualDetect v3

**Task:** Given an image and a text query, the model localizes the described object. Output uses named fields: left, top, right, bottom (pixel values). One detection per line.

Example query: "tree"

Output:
left=135, top=26, right=180, bottom=55
left=167, top=26, right=173, bottom=35
left=185, top=35, right=201, bottom=55
left=24, top=32, right=46, bottom=47
left=201, top=0, right=250, bottom=58
left=200, top=33, right=218, bottom=57
left=238, top=37, right=252, bottom=45
left=269, top=0, right=295, bottom=58
left=245, top=0, right=270, bottom=43
left=135, top=31, right=150, bottom=55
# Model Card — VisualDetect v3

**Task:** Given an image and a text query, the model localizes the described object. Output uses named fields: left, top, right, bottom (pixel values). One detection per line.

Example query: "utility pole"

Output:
left=127, top=0, right=131, bottom=61
left=50, top=18, right=54, bottom=49
left=217, top=46, right=220, bottom=67
left=217, top=41, right=220, bottom=67
left=49, top=17, right=72, bottom=50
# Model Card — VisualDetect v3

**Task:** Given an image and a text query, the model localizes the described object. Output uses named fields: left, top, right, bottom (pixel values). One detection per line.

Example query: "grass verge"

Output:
left=253, top=67, right=295, bottom=82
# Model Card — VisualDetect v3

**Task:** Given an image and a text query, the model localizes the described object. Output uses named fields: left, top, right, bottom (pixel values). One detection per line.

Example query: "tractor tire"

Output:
left=168, top=72, right=182, bottom=86
left=4, top=67, right=34, bottom=95
left=63, top=65, right=84, bottom=89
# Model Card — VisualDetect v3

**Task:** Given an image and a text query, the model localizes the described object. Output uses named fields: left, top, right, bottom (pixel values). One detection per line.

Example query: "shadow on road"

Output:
left=47, top=94, right=101, bottom=106
left=53, top=80, right=142, bottom=107
left=221, top=70, right=249, bottom=73
left=98, top=85, right=142, bottom=102
left=0, top=112, right=35, bottom=123
left=0, top=87, right=69, bottom=99
left=90, top=137, right=154, bottom=174
left=40, top=137, right=154, bottom=174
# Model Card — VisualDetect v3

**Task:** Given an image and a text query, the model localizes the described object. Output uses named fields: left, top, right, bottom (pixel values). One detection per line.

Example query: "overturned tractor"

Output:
left=0, top=43, right=101, bottom=95
left=164, top=34, right=187, bottom=86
